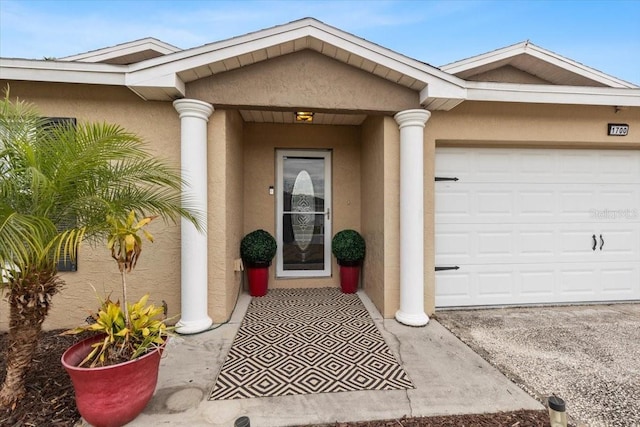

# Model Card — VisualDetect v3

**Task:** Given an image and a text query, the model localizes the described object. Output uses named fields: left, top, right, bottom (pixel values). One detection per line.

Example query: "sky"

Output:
left=1, top=0, right=639, bottom=85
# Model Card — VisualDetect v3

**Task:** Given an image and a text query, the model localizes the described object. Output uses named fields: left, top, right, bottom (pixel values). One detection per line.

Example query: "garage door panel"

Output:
left=559, top=190, right=596, bottom=216
left=520, top=190, right=556, bottom=216
left=597, top=152, right=640, bottom=182
left=477, top=190, right=514, bottom=217
left=597, top=189, right=638, bottom=211
left=601, top=266, right=640, bottom=295
left=559, top=228, right=598, bottom=258
left=435, top=148, right=640, bottom=307
left=520, top=269, right=555, bottom=297
left=595, top=225, right=640, bottom=261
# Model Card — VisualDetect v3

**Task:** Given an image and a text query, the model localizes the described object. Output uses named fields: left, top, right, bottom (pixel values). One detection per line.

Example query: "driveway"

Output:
left=437, top=304, right=640, bottom=427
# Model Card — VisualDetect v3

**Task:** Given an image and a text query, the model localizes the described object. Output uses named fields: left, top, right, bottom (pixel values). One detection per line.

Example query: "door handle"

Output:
left=592, top=234, right=597, bottom=251
left=326, top=208, right=330, bottom=220
left=600, top=234, right=604, bottom=251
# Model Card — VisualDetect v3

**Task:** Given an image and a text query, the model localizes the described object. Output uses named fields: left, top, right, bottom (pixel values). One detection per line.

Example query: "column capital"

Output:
left=173, top=98, right=214, bottom=121
left=394, top=109, right=431, bottom=129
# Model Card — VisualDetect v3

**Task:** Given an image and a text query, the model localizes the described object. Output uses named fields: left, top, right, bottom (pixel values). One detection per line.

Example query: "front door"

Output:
left=276, top=150, right=332, bottom=277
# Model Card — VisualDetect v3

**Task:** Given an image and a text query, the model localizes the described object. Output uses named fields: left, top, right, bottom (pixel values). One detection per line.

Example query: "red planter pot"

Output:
left=247, top=266, right=269, bottom=297
left=339, top=265, right=360, bottom=293
left=61, top=334, right=164, bottom=427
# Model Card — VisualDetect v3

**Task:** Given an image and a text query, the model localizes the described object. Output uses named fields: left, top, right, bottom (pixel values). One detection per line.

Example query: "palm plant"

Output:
left=0, top=93, right=201, bottom=408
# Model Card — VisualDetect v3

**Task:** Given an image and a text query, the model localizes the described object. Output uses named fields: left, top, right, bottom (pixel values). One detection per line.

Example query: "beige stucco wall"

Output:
left=0, top=81, right=184, bottom=330
left=186, top=50, right=420, bottom=113
left=207, top=109, right=245, bottom=323
left=431, top=102, right=640, bottom=148
left=360, top=117, right=385, bottom=310
left=360, top=116, right=402, bottom=318
left=243, top=122, right=361, bottom=288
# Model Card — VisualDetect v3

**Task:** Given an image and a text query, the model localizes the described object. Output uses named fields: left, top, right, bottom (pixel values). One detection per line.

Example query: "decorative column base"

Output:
left=395, top=309, right=429, bottom=327
left=176, top=318, right=213, bottom=335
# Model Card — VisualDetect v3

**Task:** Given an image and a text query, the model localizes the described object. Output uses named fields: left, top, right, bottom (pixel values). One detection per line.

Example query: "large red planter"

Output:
left=339, top=265, right=360, bottom=293
left=61, top=334, right=164, bottom=427
left=247, top=266, right=269, bottom=297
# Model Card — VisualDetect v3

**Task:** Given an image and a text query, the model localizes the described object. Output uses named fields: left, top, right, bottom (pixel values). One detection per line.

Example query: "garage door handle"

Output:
left=592, top=234, right=597, bottom=251
left=600, top=234, right=604, bottom=251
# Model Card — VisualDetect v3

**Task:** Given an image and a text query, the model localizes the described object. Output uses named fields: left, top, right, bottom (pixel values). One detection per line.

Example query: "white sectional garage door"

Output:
left=435, top=148, right=640, bottom=307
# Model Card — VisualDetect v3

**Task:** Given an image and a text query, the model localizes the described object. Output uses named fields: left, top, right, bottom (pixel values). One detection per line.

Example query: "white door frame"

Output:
left=276, top=149, right=332, bottom=277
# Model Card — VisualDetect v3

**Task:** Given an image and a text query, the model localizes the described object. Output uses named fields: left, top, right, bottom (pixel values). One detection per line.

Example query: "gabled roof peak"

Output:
left=441, top=41, right=637, bottom=89
left=60, top=37, right=181, bottom=65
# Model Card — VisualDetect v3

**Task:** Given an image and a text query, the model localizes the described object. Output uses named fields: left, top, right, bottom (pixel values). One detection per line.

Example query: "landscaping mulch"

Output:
left=0, top=330, right=82, bottom=427
left=1, top=330, right=552, bottom=427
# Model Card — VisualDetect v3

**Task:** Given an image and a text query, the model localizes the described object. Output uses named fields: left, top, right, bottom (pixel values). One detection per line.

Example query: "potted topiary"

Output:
left=332, top=229, right=366, bottom=293
left=240, top=229, right=277, bottom=297
left=61, top=211, right=171, bottom=427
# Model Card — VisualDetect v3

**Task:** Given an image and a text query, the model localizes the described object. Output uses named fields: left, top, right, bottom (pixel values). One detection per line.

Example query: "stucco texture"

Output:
left=186, top=50, right=420, bottom=113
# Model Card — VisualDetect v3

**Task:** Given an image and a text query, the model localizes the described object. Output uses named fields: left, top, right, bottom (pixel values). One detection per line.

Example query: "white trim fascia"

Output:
left=442, top=41, right=637, bottom=89
left=0, top=58, right=126, bottom=86
left=524, top=44, right=637, bottom=89
left=60, top=38, right=181, bottom=63
left=466, top=81, right=640, bottom=107
left=441, top=41, right=527, bottom=74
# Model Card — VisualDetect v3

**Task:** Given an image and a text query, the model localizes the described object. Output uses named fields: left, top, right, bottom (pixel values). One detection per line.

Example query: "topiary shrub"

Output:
left=240, top=229, right=277, bottom=267
left=331, top=229, right=365, bottom=266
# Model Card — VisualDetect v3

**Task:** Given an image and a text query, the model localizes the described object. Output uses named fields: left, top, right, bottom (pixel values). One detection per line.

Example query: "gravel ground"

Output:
left=437, top=304, right=640, bottom=427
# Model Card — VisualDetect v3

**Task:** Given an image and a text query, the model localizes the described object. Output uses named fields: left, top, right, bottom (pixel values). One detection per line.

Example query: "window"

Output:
left=45, top=118, right=78, bottom=272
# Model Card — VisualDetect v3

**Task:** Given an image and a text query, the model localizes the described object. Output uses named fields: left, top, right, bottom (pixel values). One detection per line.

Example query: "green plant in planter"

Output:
left=63, top=211, right=170, bottom=367
left=66, top=294, right=168, bottom=367
left=332, top=229, right=366, bottom=266
left=240, top=229, right=277, bottom=267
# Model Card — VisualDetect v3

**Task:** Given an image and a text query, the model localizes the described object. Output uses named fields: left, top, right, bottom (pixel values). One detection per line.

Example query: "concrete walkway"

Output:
left=125, top=291, right=542, bottom=427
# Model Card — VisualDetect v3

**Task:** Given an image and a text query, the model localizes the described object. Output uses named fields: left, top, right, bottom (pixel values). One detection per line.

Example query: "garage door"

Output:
left=435, top=148, right=640, bottom=307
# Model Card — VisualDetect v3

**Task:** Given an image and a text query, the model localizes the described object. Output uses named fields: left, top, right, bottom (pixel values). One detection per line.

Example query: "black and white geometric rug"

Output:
left=209, top=288, right=414, bottom=400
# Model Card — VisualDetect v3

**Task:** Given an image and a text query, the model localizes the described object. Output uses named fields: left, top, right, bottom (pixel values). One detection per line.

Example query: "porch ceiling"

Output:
left=239, top=109, right=366, bottom=125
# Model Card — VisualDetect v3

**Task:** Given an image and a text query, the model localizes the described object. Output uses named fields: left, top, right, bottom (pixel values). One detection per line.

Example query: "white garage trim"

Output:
left=435, top=147, right=640, bottom=307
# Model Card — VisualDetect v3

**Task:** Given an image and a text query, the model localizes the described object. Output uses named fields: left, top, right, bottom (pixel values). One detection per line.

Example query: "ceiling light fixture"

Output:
left=295, top=111, right=314, bottom=123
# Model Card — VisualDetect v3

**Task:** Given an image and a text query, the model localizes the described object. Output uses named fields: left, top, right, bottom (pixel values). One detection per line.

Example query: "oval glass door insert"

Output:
left=291, top=170, right=314, bottom=251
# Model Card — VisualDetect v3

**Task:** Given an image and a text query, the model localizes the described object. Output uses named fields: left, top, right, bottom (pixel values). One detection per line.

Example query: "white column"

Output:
left=173, top=99, right=214, bottom=334
left=394, top=109, right=432, bottom=327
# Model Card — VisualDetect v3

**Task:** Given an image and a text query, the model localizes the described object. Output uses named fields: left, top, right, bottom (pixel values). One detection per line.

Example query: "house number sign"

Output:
left=607, top=123, right=629, bottom=136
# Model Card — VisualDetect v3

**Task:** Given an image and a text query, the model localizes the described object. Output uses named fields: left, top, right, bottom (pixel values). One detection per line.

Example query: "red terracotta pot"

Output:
left=339, top=265, right=360, bottom=293
left=247, top=266, right=269, bottom=297
left=61, top=334, right=164, bottom=427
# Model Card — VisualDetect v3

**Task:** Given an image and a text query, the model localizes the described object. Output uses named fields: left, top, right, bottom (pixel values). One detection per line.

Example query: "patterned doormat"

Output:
left=209, top=288, right=414, bottom=400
